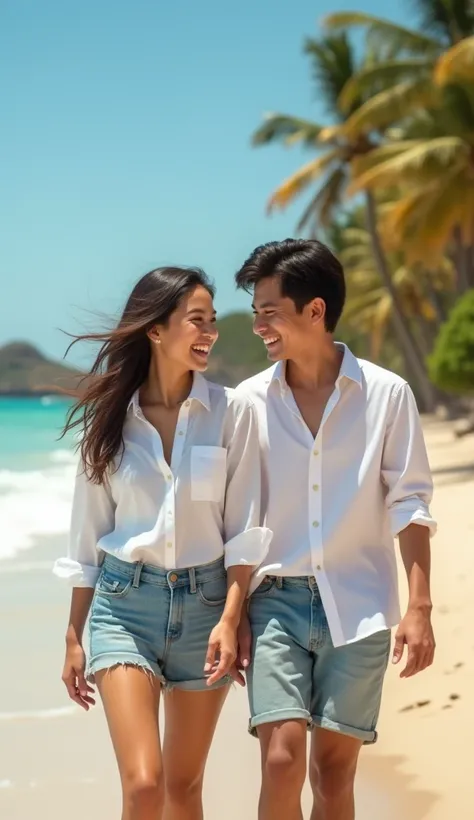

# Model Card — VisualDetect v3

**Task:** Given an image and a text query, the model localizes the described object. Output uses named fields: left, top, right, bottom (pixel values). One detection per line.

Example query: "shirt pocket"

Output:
left=190, top=446, right=227, bottom=503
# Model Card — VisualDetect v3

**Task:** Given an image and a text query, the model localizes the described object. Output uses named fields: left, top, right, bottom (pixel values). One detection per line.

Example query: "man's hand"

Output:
left=392, top=605, right=435, bottom=678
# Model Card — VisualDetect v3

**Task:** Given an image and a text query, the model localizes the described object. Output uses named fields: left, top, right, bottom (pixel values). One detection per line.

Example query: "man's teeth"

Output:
left=192, top=345, right=209, bottom=353
left=264, top=337, right=279, bottom=346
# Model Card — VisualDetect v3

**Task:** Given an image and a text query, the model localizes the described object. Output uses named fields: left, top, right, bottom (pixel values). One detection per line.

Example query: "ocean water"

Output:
left=0, top=397, right=77, bottom=562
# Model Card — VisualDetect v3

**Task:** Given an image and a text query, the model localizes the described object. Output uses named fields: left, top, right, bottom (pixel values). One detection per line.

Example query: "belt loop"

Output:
left=276, top=576, right=283, bottom=589
left=189, top=566, right=197, bottom=594
left=132, top=562, right=143, bottom=589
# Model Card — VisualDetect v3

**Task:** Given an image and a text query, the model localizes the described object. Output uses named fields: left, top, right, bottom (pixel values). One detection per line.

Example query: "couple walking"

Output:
left=55, top=238, right=436, bottom=820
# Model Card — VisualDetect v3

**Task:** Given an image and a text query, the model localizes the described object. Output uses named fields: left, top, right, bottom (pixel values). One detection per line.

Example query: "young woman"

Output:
left=54, top=266, right=271, bottom=820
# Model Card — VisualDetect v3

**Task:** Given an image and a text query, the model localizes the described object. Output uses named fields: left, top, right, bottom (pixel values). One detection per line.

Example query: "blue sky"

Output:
left=1, top=0, right=405, bottom=365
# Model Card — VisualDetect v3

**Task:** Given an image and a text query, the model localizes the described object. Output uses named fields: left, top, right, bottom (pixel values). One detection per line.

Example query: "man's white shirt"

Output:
left=237, top=344, right=436, bottom=647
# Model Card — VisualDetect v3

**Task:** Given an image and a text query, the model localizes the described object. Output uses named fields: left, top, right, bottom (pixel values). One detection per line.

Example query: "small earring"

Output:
left=154, top=337, right=161, bottom=344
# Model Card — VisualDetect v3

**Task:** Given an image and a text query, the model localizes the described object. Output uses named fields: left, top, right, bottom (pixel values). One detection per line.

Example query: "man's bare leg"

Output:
left=257, top=719, right=307, bottom=820
left=309, top=728, right=362, bottom=820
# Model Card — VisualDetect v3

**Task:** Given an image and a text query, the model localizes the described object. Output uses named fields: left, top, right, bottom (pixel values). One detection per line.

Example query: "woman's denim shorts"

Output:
left=87, top=554, right=230, bottom=691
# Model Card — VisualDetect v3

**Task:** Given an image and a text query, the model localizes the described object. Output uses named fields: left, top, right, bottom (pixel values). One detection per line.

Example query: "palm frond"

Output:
left=349, top=137, right=468, bottom=193
left=435, top=35, right=474, bottom=84
left=295, top=167, right=347, bottom=231
left=323, top=11, right=440, bottom=52
left=350, top=141, right=422, bottom=178
left=384, top=168, right=470, bottom=261
left=304, top=34, right=358, bottom=114
left=339, top=59, right=431, bottom=112
left=252, top=114, right=323, bottom=148
left=410, top=0, right=474, bottom=43
left=267, top=151, right=343, bottom=213
left=342, top=79, right=438, bottom=137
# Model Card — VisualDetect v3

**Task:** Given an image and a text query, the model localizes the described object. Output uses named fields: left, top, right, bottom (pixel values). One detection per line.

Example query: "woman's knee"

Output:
left=123, top=769, right=165, bottom=815
left=165, top=771, right=203, bottom=805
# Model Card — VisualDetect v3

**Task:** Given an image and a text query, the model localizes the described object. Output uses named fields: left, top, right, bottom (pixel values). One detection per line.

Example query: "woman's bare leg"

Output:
left=96, top=666, right=163, bottom=820
left=162, top=685, right=229, bottom=820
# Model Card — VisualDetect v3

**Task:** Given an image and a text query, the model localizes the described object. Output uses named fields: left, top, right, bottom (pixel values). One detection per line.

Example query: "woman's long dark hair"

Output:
left=62, top=266, right=215, bottom=484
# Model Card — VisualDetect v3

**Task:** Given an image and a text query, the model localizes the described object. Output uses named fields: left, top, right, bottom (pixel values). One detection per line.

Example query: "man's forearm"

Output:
left=398, top=523, right=432, bottom=610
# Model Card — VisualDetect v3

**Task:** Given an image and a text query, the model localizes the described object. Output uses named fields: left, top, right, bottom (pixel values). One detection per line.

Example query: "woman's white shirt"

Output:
left=54, top=373, right=272, bottom=587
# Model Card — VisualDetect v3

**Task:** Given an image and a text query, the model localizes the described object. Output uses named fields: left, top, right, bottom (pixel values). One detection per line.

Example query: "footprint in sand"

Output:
left=445, top=662, right=464, bottom=675
left=442, top=694, right=461, bottom=710
left=399, top=700, right=431, bottom=713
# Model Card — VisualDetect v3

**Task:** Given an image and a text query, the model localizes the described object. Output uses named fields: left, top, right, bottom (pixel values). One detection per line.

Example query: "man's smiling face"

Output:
left=252, top=275, right=325, bottom=362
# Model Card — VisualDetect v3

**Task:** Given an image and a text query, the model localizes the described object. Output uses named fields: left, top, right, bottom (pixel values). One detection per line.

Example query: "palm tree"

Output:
left=347, top=84, right=474, bottom=292
left=323, top=5, right=474, bottom=296
left=252, top=34, right=373, bottom=234
left=324, top=1, right=474, bottom=134
left=252, top=34, right=438, bottom=410
left=338, top=207, right=453, bottom=359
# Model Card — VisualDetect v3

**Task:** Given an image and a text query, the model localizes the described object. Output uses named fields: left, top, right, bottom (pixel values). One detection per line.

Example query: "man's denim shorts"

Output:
left=87, top=554, right=230, bottom=691
left=247, top=576, right=391, bottom=743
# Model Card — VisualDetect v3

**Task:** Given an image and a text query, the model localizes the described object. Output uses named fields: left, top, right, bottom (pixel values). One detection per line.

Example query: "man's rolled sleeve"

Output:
left=382, top=382, right=437, bottom=538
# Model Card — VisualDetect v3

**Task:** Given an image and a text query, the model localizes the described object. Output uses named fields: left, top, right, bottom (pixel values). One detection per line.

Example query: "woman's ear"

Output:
left=147, top=327, right=161, bottom=345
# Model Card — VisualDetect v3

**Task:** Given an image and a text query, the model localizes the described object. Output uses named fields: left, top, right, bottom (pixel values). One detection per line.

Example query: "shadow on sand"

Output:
left=358, top=753, right=438, bottom=819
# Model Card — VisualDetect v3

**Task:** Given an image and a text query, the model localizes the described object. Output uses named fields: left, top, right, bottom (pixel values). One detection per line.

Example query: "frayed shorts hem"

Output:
left=87, top=653, right=163, bottom=684
left=87, top=654, right=231, bottom=692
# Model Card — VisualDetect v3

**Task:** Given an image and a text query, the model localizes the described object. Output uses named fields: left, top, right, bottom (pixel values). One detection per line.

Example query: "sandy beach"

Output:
left=1, top=418, right=473, bottom=819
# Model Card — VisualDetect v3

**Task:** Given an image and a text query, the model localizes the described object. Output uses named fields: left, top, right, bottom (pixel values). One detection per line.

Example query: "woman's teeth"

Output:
left=264, top=337, right=279, bottom=347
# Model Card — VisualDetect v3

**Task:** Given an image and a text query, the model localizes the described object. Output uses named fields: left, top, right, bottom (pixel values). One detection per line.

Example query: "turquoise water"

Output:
left=0, top=397, right=77, bottom=560
left=0, top=397, right=74, bottom=470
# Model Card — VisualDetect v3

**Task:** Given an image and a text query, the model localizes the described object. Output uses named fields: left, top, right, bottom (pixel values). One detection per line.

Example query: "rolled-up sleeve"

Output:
left=382, top=382, right=437, bottom=538
left=222, top=398, right=272, bottom=568
left=53, top=462, right=116, bottom=587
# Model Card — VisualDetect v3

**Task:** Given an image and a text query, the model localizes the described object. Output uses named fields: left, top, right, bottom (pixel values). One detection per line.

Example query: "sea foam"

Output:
left=0, top=451, right=77, bottom=561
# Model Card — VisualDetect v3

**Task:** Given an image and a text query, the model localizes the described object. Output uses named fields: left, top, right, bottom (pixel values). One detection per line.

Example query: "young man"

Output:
left=234, top=239, right=436, bottom=820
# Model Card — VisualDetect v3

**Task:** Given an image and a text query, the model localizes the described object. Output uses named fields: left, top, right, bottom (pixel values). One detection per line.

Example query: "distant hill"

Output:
left=209, top=312, right=269, bottom=385
left=0, top=342, right=82, bottom=396
left=0, top=315, right=270, bottom=396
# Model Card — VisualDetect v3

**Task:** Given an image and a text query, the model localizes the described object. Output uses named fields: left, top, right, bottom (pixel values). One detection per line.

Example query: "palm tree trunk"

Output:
left=452, top=226, right=472, bottom=293
left=423, top=276, right=448, bottom=325
left=365, top=192, right=437, bottom=412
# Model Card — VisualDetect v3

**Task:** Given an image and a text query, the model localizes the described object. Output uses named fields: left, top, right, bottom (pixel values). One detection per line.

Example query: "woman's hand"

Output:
left=62, top=642, right=96, bottom=710
left=237, top=608, right=252, bottom=676
left=204, top=619, right=237, bottom=687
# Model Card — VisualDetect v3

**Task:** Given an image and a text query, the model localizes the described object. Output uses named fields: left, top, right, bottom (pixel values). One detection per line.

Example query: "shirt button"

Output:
left=169, top=572, right=178, bottom=583
left=312, top=484, right=319, bottom=491
left=185, top=401, right=190, bottom=407
left=166, top=541, right=173, bottom=548
left=178, top=430, right=184, bottom=436
left=316, top=565, right=321, bottom=571
left=312, top=521, right=319, bottom=528
left=313, top=450, right=319, bottom=457
left=167, top=474, right=172, bottom=481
